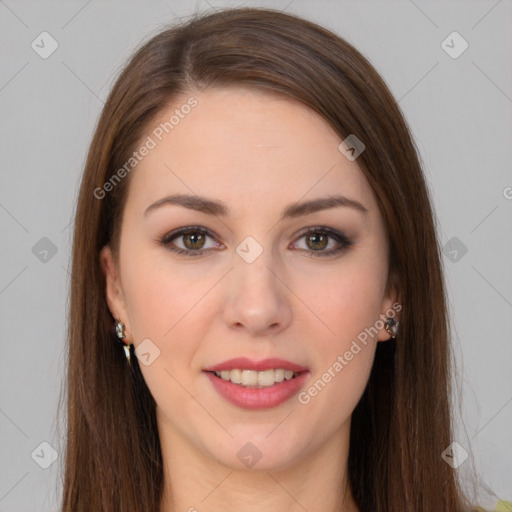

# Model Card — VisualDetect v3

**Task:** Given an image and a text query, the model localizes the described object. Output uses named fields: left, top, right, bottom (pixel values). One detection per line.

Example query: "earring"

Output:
left=385, top=317, right=399, bottom=339
left=115, top=320, right=132, bottom=366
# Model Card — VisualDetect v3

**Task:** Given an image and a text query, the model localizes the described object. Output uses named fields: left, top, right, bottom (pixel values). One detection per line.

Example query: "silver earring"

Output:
left=385, top=317, right=399, bottom=339
left=115, top=320, right=132, bottom=366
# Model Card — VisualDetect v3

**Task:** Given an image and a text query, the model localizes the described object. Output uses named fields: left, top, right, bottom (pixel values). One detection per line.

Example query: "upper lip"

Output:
left=203, top=357, right=309, bottom=373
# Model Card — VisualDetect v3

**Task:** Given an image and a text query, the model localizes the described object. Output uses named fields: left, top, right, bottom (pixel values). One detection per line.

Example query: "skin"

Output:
left=101, top=87, right=400, bottom=512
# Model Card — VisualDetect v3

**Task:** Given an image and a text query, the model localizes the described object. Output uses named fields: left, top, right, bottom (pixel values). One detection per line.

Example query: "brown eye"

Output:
left=292, top=227, right=353, bottom=257
left=182, top=232, right=206, bottom=250
left=161, top=226, right=223, bottom=256
left=305, top=232, right=329, bottom=251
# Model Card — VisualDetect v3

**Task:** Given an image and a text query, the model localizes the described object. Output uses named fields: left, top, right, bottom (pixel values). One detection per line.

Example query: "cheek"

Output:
left=303, top=253, right=387, bottom=343
left=120, top=251, right=210, bottom=405
left=122, top=259, right=172, bottom=338
left=296, top=251, right=387, bottom=401
left=295, top=267, right=381, bottom=428
left=120, top=246, right=209, bottom=349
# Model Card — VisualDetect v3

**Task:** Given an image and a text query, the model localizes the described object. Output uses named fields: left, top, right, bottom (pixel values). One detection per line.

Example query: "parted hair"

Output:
left=59, top=7, right=478, bottom=511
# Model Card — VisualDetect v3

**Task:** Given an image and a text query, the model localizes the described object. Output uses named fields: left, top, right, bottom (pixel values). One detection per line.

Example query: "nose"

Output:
left=223, top=248, right=293, bottom=338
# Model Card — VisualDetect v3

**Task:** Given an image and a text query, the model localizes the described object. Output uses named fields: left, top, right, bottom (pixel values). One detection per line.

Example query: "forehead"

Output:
left=125, top=87, right=377, bottom=218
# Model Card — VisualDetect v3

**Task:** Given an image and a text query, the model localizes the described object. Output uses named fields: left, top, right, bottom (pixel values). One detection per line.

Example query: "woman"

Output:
left=59, top=7, right=480, bottom=511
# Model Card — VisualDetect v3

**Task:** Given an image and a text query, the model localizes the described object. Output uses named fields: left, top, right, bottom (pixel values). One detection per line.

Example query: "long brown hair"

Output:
left=59, top=7, right=479, bottom=511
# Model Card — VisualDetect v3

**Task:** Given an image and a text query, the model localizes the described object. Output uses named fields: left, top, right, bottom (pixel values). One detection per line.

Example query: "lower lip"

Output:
left=204, top=371, right=309, bottom=410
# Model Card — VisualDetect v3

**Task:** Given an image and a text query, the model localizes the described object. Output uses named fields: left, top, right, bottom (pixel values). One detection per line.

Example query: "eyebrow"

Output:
left=144, top=193, right=368, bottom=220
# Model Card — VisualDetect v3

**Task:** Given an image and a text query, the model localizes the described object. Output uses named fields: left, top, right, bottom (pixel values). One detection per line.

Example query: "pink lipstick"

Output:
left=203, top=357, right=309, bottom=410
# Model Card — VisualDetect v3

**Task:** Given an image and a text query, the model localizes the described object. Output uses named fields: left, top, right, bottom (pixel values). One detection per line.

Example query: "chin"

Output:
left=202, top=430, right=307, bottom=472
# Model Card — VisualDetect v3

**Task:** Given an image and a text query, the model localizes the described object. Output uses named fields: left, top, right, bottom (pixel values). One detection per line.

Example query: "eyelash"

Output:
left=160, top=225, right=353, bottom=258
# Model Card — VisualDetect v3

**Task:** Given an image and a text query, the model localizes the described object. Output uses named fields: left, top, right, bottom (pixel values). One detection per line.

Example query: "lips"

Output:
left=203, top=357, right=309, bottom=373
left=202, top=357, right=310, bottom=410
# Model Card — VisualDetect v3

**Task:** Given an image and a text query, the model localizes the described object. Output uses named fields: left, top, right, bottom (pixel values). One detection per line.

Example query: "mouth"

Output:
left=203, top=366, right=310, bottom=410
left=206, top=368, right=304, bottom=388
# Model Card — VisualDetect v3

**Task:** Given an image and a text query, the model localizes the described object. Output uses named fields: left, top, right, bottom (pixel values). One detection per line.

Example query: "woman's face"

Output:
left=101, top=87, right=399, bottom=471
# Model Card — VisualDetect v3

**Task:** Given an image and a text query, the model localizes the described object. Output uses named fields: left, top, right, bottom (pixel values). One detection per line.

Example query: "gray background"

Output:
left=0, top=0, right=511, bottom=510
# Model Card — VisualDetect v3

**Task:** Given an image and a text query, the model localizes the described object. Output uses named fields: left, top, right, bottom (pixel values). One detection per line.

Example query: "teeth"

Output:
left=229, top=369, right=242, bottom=384
left=213, top=369, right=299, bottom=387
left=274, top=369, right=285, bottom=383
left=254, top=369, right=274, bottom=387
left=241, top=369, right=258, bottom=386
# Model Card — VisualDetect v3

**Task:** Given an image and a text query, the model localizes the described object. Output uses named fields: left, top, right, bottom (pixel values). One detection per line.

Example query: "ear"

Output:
left=99, top=245, right=131, bottom=341
left=377, top=268, right=402, bottom=342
